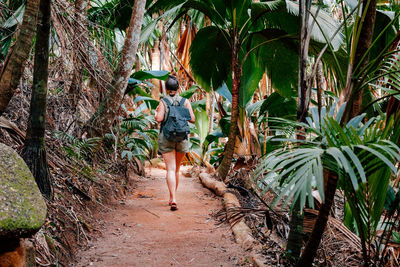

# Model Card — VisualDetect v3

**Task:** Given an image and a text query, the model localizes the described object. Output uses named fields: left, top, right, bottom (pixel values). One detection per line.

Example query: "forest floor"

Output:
left=74, top=166, right=252, bottom=267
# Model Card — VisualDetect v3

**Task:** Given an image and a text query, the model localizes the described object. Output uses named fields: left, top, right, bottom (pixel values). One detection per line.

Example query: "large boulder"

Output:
left=0, top=143, right=47, bottom=238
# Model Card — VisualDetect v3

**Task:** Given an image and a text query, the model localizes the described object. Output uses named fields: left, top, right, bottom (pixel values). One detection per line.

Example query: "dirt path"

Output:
left=75, top=167, right=250, bottom=266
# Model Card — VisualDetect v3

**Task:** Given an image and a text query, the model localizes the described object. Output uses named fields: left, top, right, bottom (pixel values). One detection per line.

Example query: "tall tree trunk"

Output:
left=286, top=201, right=304, bottom=260
left=286, top=0, right=311, bottom=260
left=387, top=97, right=400, bottom=123
left=297, top=0, right=311, bottom=125
left=260, top=73, right=268, bottom=98
left=340, top=0, right=377, bottom=124
left=316, top=61, right=324, bottom=119
left=208, top=91, right=214, bottom=133
left=22, top=0, right=52, bottom=199
left=297, top=1, right=377, bottom=263
left=84, top=0, right=146, bottom=137
left=0, top=0, right=40, bottom=115
left=204, top=91, right=214, bottom=163
left=217, top=34, right=241, bottom=179
left=296, top=171, right=338, bottom=267
left=385, top=37, right=400, bottom=132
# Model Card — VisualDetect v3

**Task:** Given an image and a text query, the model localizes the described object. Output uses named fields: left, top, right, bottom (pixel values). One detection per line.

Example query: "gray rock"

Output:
left=0, top=143, right=47, bottom=238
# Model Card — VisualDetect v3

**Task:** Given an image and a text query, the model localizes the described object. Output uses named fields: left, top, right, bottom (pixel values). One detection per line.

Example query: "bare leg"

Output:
left=175, top=152, right=186, bottom=191
left=162, top=151, right=177, bottom=204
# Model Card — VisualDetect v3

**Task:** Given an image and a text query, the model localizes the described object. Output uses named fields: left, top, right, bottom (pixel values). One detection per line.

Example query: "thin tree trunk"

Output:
left=385, top=37, right=400, bottom=130
left=297, top=0, right=311, bottom=124
left=387, top=97, right=400, bottom=123
left=22, top=0, right=52, bottom=198
left=208, top=91, right=214, bottom=133
left=316, top=61, right=323, bottom=119
left=260, top=73, right=268, bottom=98
left=204, top=91, right=214, bottom=163
left=217, top=34, right=241, bottom=179
left=340, top=0, right=377, bottom=124
left=296, top=171, right=338, bottom=267
left=206, top=91, right=212, bottom=132
left=0, top=0, right=40, bottom=115
left=299, top=2, right=377, bottom=265
left=286, top=0, right=311, bottom=260
left=84, top=0, right=146, bottom=137
left=286, top=202, right=304, bottom=260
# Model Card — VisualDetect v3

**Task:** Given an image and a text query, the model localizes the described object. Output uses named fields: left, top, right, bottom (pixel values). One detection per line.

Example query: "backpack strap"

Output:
left=160, top=97, right=171, bottom=132
left=160, top=97, right=172, bottom=124
left=162, top=97, right=172, bottom=107
left=179, top=97, right=186, bottom=107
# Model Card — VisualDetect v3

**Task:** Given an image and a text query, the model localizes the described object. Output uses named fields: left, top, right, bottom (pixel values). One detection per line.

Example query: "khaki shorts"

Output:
left=158, top=132, right=190, bottom=154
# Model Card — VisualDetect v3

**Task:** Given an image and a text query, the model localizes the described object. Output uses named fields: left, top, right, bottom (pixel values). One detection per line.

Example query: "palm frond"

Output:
left=253, top=111, right=400, bottom=244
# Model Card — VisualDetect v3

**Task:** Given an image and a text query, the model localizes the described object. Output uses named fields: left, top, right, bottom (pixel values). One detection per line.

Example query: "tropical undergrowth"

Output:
left=253, top=103, right=400, bottom=266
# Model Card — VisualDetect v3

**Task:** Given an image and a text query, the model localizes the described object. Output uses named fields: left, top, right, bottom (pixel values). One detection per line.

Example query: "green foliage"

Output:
left=240, top=52, right=265, bottom=107
left=218, top=115, right=231, bottom=137
left=194, top=108, right=209, bottom=145
left=119, top=113, right=158, bottom=161
left=189, top=26, right=230, bottom=90
left=0, top=3, right=24, bottom=60
left=52, top=131, right=101, bottom=180
left=192, top=108, right=210, bottom=161
left=369, top=10, right=398, bottom=61
left=251, top=1, right=339, bottom=39
left=216, top=83, right=232, bottom=103
left=180, top=85, right=200, bottom=99
left=259, top=92, right=297, bottom=120
left=126, top=70, right=170, bottom=111
left=315, top=0, right=400, bottom=115
left=179, top=0, right=343, bottom=101
left=130, top=70, right=170, bottom=81
left=53, top=131, right=101, bottom=161
left=88, top=0, right=134, bottom=30
left=190, top=99, right=206, bottom=110
left=87, top=0, right=137, bottom=65
left=249, top=30, right=299, bottom=98
left=140, top=3, right=186, bottom=44
left=253, top=107, right=400, bottom=243
left=127, top=70, right=170, bottom=95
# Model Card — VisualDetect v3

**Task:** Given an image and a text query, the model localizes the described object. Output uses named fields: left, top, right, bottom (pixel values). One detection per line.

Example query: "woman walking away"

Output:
left=155, top=75, right=195, bottom=211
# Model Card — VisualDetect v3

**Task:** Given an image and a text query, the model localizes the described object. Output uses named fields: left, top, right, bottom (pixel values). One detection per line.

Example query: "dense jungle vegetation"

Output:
left=2, top=0, right=400, bottom=266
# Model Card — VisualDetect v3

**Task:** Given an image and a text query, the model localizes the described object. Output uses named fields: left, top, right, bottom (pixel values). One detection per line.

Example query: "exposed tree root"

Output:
left=199, top=172, right=226, bottom=196
left=198, top=170, right=266, bottom=267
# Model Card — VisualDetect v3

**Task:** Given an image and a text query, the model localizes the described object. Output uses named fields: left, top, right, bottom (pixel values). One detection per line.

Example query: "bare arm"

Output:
left=185, top=99, right=196, bottom=123
left=154, top=101, right=165, bottom=123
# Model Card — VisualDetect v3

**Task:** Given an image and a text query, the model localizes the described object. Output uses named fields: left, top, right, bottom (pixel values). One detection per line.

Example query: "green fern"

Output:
left=53, top=131, right=101, bottom=161
left=119, top=113, right=158, bottom=161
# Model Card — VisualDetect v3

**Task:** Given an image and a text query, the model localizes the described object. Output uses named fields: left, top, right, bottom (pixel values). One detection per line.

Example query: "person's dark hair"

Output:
left=166, top=75, right=179, bottom=91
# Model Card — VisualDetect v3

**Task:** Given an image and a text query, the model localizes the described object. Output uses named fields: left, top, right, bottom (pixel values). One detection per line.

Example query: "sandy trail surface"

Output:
left=75, top=167, right=250, bottom=266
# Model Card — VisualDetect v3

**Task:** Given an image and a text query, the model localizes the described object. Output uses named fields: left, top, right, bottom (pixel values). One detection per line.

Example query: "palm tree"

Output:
left=286, top=0, right=312, bottom=259
left=253, top=108, right=400, bottom=266
left=21, top=0, right=52, bottom=198
left=283, top=1, right=400, bottom=264
left=340, top=0, right=378, bottom=123
left=0, top=0, right=40, bottom=115
left=150, top=0, right=342, bottom=179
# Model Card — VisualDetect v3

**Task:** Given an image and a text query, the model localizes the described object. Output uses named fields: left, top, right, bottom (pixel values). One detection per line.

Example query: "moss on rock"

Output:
left=0, top=143, right=47, bottom=238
